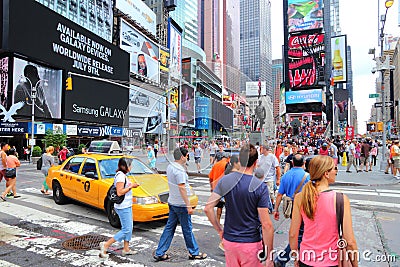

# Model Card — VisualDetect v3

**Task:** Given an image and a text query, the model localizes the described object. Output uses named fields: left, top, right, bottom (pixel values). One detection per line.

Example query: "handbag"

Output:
left=282, top=173, right=307, bottom=219
left=5, top=168, right=16, bottom=178
left=336, top=192, right=353, bottom=267
left=108, top=174, right=127, bottom=204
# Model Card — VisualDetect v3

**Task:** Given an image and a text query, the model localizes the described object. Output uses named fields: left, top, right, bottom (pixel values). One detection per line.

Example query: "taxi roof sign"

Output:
left=88, top=141, right=122, bottom=154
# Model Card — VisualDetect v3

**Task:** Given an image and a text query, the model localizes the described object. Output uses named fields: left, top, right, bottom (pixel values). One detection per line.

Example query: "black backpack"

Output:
left=37, top=156, right=43, bottom=170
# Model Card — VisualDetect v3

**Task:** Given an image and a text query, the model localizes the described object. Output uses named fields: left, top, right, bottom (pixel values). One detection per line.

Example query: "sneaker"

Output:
left=218, top=242, right=225, bottom=252
left=6, top=192, right=13, bottom=197
left=346, top=170, right=352, bottom=173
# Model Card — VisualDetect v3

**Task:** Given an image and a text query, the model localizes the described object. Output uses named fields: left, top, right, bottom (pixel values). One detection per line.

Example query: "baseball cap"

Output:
left=322, top=143, right=328, bottom=147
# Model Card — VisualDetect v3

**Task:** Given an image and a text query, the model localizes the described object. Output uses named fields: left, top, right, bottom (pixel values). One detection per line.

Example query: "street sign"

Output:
left=369, top=93, right=380, bottom=98
left=374, top=101, right=393, bottom=108
left=29, top=139, right=36, bottom=146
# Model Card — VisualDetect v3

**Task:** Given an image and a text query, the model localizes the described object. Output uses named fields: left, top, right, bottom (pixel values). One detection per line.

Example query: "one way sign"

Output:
left=374, top=101, right=393, bottom=108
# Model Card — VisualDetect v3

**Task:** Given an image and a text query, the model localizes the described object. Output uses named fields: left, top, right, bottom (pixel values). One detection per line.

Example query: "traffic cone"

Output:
left=341, top=152, right=347, bottom=166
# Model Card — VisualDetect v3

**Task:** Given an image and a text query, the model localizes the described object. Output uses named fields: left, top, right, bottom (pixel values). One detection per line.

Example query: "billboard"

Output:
left=159, top=46, right=170, bottom=73
left=287, top=0, right=324, bottom=33
left=0, top=58, right=9, bottom=108
left=115, top=0, right=157, bottom=36
left=182, top=58, right=192, bottom=84
left=288, top=31, right=325, bottom=89
left=169, top=88, right=179, bottom=124
left=168, top=18, right=182, bottom=79
left=129, top=85, right=166, bottom=134
left=279, top=83, right=286, bottom=116
left=331, top=35, right=347, bottom=83
left=285, top=89, right=323, bottom=105
left=246, top=81, right=267, bottom=97
left=3, top=0, right=129, bottom=81
left=195, top=97, right=210, bottom=130
left=180, top=83, right=195, bottom=126
left=120, top=19, right=160, bottom=83
left=36, top=0, right=113, bottom=42
left=12, top=58, right=62, bottom=119
left=64, top=74, right=129, bottom=126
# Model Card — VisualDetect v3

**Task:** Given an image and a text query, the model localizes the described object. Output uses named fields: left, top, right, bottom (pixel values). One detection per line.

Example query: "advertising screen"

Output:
left=64, top=74, right=129, bottom=125
left=331, top=35, right=347, bottom=83
left=279, top=83, right=286, bottom=116
left=195, top=97, right=210, bottom=130
left=0, top=57, right=9, bottom=108
left=180, top=84, right=195, bottom=126
left=168, top=19, right=182, bottom=79
left=4, top=0, right=129, bottom=82
left=169, top=88, right=179, bottom=124
left=159, top=46, right=170, bottom=73
left=285, top=89, right=323, bottom=105
left=287, top=0, right=324, bottom=33
left=12, top=57, right=62, bottom=119
left=129, top=85, right=166, bottom=134
left=115, top=0, right=157, bottom=36
left=120, top=19, right=160, bottom=83
left=288, top=31, right=325, bottom=89
left=36, top=0, right=113, bottom=42
left=245, top=81, right=267, bottom=97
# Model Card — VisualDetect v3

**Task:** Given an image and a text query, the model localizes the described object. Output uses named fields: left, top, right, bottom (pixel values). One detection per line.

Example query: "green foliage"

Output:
left=32, top=146, right=42, bottom=157
left=43, top=129, right=67, bottom=152
left=78, top=144, right=86, bottom=153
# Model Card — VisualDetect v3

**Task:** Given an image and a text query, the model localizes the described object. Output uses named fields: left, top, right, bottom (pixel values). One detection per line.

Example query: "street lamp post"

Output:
left=378, top=0, right=394, bottom=171
left=23, top=77, right=47, bottom=163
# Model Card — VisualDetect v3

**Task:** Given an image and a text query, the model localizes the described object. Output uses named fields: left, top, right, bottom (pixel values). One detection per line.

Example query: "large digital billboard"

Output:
left=288, top=31, right=325, bottom=89
left=195, top=97, right=210, bottom=130
left=0, top=58, right=9, bottom=108
left=36, top=0, right=113, bottom=42
left=128, top=85, right=166, bottom=134
left=285, top=89, right=323, bottom=105
left=115, top=0, right=157, bottom=36
left=159, top=46, right=170, bottom=73
left=287, top=0, right=324, bottom=33
left=169, top=88, right=179, bottom=124
left=168, top=18, right=182, bottom=79
left=12, top=58, right=62, bottom=119
left=331, top=35, right=348, bottom=83
left=120, top=19, right=160, bottom=83
left=180, top=83, right=195, bottom=126
left=3, top=0, right=129, bottom=82
left=64, top=74, right=129, bottom=126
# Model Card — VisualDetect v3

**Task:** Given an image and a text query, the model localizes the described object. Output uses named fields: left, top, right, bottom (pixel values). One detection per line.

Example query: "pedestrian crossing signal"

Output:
left=366, top=122, right=376, bottom=132
left=66, top=76, right=73, bottom=90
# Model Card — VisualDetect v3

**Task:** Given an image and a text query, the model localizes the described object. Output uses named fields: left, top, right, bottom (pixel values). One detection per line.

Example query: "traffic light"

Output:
left=66, top=76, right=73, bottom=90
left=366, top=122, right=376, bottom=132
left=377, top=122, right=384, bottom=132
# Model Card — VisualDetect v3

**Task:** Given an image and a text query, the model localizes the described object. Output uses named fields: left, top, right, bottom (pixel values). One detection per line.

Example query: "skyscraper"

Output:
left=272, top=59, right=283, bottom=121
left=240, top=0, right=272, bottom=98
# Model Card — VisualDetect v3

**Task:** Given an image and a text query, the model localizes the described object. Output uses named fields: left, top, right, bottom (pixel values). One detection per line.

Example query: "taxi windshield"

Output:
left=98, top=158, right=154, bottom=178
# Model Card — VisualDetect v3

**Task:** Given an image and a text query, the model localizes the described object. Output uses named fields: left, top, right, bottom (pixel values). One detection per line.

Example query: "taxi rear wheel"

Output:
left=53, top=181, right=68, bottom=204
left=106, top=201, right=122, bottom=228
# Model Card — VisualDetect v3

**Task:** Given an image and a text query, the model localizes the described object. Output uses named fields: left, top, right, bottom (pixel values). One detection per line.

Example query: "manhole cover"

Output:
left=62, top=235, right=108, bottom=250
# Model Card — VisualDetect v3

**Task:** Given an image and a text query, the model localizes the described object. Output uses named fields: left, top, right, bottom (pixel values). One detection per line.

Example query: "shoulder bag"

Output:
left=282, top=173, right=307, bottom=219
left=336, top=192, right=353, bottom=267
left=108, top=174, right=127, bottom=204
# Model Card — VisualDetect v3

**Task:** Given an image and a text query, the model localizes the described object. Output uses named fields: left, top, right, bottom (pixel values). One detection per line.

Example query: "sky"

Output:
left=270, top=0, right=400, bottom=134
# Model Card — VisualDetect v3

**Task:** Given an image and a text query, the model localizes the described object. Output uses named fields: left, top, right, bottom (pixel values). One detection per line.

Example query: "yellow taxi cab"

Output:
left=46, top=141, right=198, bottom=228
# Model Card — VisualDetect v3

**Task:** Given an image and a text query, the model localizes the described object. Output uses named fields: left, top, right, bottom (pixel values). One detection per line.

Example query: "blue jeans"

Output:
left=155, top=204, right=199, bottom=256
left=275, top=222, right=304, bottom=266
left=114, top=207, right=133, bottom=242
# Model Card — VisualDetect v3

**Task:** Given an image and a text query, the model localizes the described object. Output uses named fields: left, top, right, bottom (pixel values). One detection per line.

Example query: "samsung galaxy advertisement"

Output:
left=12, top=58, right=62, bottom=119
left=120, top=19, right=160, bottom=83
left=129, top=85, right=166, bottom=134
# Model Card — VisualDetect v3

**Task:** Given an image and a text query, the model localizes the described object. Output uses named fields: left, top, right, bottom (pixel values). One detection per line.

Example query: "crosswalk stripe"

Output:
left=0, top=259, right=20, bottom=267
left=350, top=199, right=400, bottom=209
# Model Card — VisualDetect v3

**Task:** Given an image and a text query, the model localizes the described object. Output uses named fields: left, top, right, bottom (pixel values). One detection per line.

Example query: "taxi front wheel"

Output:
left=106, top=201, right=122, bottom=228
left=53, top=181, right=68, bottom=205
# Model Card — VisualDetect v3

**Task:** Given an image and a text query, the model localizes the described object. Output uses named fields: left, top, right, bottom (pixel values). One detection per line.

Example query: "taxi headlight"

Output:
left=132, top=196, right=159, bottom=205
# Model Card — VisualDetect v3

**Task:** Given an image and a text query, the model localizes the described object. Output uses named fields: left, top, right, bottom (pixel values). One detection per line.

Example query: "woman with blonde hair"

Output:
left=289, top=155, right=358, bottom=267
left=40, top=146, right=55, bottom=195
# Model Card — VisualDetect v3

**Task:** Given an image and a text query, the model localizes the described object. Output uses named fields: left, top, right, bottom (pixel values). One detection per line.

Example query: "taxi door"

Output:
left=76, top=158, right=100, bottom=207
left=59, top=157, right=86, bottom=199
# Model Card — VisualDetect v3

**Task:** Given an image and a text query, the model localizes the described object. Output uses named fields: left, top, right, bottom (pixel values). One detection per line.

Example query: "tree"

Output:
left=43, top=130, right=67, bottom=153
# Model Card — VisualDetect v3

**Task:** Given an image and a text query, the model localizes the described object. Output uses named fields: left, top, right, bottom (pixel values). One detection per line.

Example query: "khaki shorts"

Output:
left=265, top=181, right=276, bottom=201
left=394, top=159, right=400, bottom=168
left=360, top=156, right=369, bottom=165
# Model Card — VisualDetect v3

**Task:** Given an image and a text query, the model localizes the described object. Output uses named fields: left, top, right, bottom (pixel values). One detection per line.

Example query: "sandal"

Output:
left=0, top=196, right=6, bottom=202
left=189, top=252, right=207, bottom=260
left=153, top=251, right=170, bottom=262
left=13, top=195, right=21, bottom=198
left=121, top=249, right=138, bottom=256
left=99, top=242, right=109, bottom=258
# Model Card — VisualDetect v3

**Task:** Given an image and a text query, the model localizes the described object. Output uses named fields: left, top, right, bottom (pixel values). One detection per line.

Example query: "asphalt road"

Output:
left=0, top=160, right=399, bottom=266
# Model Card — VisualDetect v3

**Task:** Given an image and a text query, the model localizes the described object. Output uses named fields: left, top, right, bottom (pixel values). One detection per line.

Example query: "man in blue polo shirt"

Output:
left=204, top=144, right=275, bottom=267
left=273, top=153, right=309, bottom=267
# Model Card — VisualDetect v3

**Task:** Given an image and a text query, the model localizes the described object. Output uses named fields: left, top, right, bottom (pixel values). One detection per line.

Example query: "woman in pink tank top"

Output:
left=289, top=155, right=358, bottom=267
